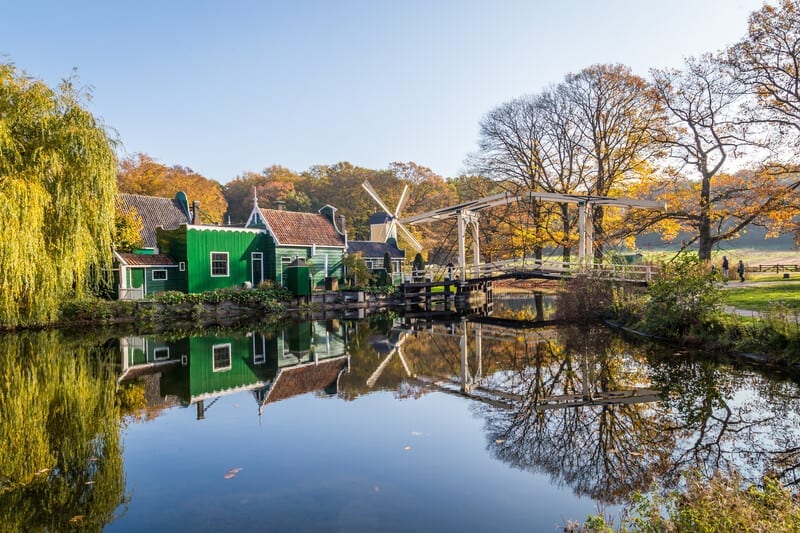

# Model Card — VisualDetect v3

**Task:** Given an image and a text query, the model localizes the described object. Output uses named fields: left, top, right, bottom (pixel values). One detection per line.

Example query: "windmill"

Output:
left=361, top=180, right=423, bottom=252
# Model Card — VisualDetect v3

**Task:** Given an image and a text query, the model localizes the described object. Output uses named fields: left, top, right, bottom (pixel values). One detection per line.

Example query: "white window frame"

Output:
left=212, top=343, right=232, bottom=372
left=179, top=262, right=186, bottom=272
left=210, top=252, right=229, bottom=277
left=251, top=252, right=264, bottom=284
left=152, top=269, right=168, bottom=281
left=253, top=334, right=266, bottom=365
left=153, top=347, right=170, bottom=361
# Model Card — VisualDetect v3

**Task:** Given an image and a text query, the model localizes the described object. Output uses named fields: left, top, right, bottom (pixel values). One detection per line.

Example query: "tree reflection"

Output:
left=649, top=353, right=800, bottom=489
left=323, top=313, right=800, bottom=502
left=0, top=331, right=127, bottom=530
left=478, top=326, right=674, bottom=503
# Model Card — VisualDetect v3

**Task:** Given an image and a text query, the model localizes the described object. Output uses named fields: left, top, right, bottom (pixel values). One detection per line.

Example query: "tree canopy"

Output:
left=0, top=63, right=117, bottom=327
left=118, top=153, right=228, bottom=224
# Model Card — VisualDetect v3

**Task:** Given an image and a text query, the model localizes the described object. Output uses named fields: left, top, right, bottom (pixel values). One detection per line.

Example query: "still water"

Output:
left=2, top=302, right=800, bottom=531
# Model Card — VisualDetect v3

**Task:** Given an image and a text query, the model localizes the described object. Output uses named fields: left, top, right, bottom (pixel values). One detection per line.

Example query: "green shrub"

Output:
left=570, top=470, right=800, bottom=532
left=642, top=254, right=722, bottom=339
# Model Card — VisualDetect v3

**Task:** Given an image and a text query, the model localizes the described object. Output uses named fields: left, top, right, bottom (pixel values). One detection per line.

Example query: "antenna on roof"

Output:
left=253, top=187, right=258, bottom=209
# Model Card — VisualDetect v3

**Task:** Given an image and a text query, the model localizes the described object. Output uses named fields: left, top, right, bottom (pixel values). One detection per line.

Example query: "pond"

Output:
left=1, top=307, right=800, bottom=531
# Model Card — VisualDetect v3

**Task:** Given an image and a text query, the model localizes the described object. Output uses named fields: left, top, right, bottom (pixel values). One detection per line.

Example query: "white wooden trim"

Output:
left=154, top=347, right=170, bottom=361
left=210, top=252, right=229, bottom=277
left=212, top=343, right=232, bottom=372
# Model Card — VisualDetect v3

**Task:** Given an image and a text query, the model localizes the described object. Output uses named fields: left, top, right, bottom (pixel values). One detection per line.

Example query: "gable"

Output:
left=116, top=193, right=192, bottom=248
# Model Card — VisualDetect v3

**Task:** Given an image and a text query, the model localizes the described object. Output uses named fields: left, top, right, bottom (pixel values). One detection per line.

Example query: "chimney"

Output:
left=192, top=201, right=200, bottom=224
left=273, top=200, right=286, bottom=211
left=338, top=214, right=347, bottom=247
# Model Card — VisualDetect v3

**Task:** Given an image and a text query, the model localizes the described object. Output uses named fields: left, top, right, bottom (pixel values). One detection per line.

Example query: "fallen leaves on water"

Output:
left=84, top=480, right=95, bottom=485
left=403, top=446, right=412, bottom=451
left=69, top=515, right=85, bottom=524
left=224, top=467, right=244, bottom=479
left=495, top=439, right=505, bottom=444
left=34, top=468, right=49, bottom=475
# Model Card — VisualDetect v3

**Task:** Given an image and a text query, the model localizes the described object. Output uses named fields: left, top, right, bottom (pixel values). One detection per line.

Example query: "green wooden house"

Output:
left=156, top=225, right=269, bottom=293
left=114, top=191, right=347, bottom=298
left=245, top=203, right=347, bottom=288
left=114, top=192, right=194, bottom=299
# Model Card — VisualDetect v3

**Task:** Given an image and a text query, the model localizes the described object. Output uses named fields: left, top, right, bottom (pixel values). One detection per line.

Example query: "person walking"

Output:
left=737, top=259, right=745, bottom=282
left=721, top=256, right=729, bottom=279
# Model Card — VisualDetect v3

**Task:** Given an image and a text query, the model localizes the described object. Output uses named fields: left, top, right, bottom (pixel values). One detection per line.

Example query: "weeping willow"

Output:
left=0, top=62, right=117, bottom=328
left=0, top=331, right=127, bottom=529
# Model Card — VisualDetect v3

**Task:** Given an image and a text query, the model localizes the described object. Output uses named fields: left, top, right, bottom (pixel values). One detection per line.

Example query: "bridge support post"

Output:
left=458, top=211, right=466, bottom=280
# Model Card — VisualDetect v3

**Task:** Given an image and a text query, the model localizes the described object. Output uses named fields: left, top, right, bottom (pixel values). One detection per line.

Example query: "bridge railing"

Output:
left=425, top=259, right=660, bottom=283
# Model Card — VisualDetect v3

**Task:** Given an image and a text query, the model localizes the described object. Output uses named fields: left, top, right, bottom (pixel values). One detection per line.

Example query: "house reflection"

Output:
left=118, top=320, right=349, bottom=419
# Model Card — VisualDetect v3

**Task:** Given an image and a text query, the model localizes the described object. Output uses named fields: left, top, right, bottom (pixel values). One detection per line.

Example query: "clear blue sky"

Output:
left=4, top=0, right=764, bottom=183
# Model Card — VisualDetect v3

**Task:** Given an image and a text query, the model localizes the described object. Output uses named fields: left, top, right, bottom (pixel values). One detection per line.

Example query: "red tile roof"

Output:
left=116, top=253, right=176, bottom=266
left=259, top=208, right=345, bottom=247
left=263, top=356, right=349, bottom=405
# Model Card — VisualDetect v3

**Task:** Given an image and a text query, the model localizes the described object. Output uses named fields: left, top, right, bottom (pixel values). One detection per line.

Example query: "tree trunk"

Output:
left=698, top=175, right=712, bottom=262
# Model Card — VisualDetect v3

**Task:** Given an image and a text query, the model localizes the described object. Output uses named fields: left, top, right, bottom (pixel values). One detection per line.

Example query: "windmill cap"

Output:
left=369, top=213, right=393, bottom=224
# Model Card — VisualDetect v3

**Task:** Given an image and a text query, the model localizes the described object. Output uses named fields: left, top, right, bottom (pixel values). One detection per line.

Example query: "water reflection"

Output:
left=337, top=316, right=800, bottom=503
left=3, top=313, right=800, bottom=529
left=0, top=331, right=126, bottom=530
left=117, top=321, right=349, bottom=420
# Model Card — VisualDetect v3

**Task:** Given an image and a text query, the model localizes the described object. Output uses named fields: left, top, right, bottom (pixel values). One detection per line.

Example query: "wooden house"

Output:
left=114, top=191, right=347, bottom=298
left=114, top=192, right=193, bottom=299
left=245, top=203, right=347, bottom=288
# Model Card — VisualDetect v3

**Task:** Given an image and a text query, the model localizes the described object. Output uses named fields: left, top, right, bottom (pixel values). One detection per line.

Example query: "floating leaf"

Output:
left=224, top=467, right=243, bottom=479
left=495, top=439, right=505, bottom=444
left=69, top=515, right=86, bottom=523
left=403, top=446, right=412, bottom=451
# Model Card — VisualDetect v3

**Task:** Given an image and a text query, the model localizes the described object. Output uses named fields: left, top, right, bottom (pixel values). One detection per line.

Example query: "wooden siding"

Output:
left=160, top=335, right=278, bottom=404
left=272, top=245, right=344, bottom=287
left=158, top=226, right=268, bottom=293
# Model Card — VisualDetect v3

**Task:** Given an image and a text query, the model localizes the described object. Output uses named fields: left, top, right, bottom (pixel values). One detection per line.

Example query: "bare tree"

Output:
left=730, top=0, right=800, bottom=140
left=649, top=55, right=754, bottom=261
left=561, top=64, right=665, bottom=260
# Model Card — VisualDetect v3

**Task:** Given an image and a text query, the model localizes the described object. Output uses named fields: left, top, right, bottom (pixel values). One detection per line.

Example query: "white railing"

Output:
left=422, top=259, right=659, bottom=283
left=118, top=286, right=145, bottom=300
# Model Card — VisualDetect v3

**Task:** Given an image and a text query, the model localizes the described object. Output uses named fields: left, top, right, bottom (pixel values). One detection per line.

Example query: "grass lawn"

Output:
left=722, top=282, right=800, bottom=313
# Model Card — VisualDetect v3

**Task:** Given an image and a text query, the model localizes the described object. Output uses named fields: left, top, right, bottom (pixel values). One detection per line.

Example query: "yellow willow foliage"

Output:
left=0, top=62, right=117, bottom=328
left=0, top=331, right=126, bottom=529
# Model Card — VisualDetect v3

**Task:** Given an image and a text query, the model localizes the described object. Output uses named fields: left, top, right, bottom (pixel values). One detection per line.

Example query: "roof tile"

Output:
left=116, top=253, right=176, bottom=266
left=260, top=208, right=345, bottom=247
left=116, top=193, right=191, bottom=248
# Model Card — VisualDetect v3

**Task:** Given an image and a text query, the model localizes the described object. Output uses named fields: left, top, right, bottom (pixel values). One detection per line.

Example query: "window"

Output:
left=179, top=262, right=186, bottom=272
left=253, top=334, right=266, bottom=365
left=154, top=347, right=170, bottom=361
left=212, top=343, right=232, bottom=372
left=210, top=252, right=229, bottom=277
left=152, top=269, right=167, bottom=281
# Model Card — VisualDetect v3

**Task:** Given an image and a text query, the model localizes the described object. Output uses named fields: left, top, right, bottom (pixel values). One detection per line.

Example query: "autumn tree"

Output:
left=562, top=64, right=666, bottom=260
left=0, top=63, right=117, bottom=327
left=222, top=165, right=310, bottom=224
left=471, top=95, right=553, bottom=260
left=113, top=205, right=144, bottom=252
left=729, top=0, right=800, bottom=241
left=731, top=0, right=800, bottom=139
left=118, top=153, right=227, bottom=223
left=647, top=55, right=754, bottom=260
